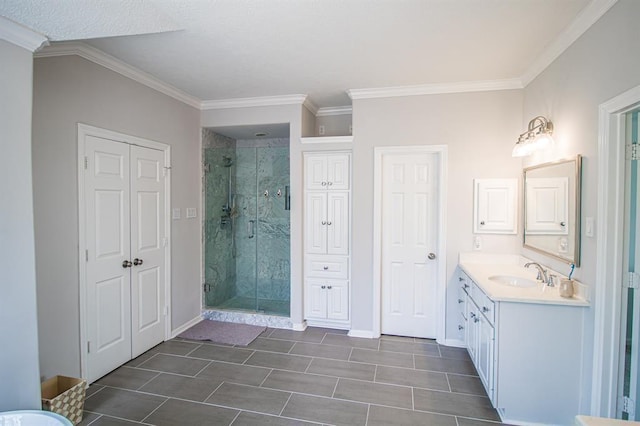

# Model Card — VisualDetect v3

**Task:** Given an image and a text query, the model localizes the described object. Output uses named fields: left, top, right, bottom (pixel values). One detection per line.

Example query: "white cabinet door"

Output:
left=327, top=281, right=349, bottom=320
left=305, top=192, right=327, bottom=254
left=478, top=314, right=495, bottom=403
left=304, top=279, right=328, bottom=319
left=304, top=155, right=327, bottom=190
left=305, top=153, right=351, bottom=190
left=327, top=192, right=349, bottom=255
left=525, top=177, right=569, bottom=234
left=474, top=179, right=518, bottom=234
left=467, top=301, right=478, bottom=362
left=326, top=153, right=350, bottom=190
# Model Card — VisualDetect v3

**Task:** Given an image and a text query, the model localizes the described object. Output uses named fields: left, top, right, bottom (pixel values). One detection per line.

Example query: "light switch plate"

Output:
left=186, top=207, right=197, bottom=218
left=172, top=208, right=181, bottom=220
left=585, top=216, right=595, bottom=237
left=473, top=236, right=482, bottom=251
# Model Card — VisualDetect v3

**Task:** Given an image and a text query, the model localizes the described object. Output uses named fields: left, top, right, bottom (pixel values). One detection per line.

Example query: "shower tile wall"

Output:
left=202, top=129, right=236, bottom=307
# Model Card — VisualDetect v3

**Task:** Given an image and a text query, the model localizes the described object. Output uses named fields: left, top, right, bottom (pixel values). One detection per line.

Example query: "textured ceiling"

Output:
left=0, top=0, right=181, bottom=40
left=1, top=0, right=594, bottom=107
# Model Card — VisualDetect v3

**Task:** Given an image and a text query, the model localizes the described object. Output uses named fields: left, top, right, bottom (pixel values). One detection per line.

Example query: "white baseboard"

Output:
left=170, top=315, right=202, bottom=338
left=292, top=321, right=307, bottom=331
left=438, top=338, right=466, bottom=348
left=348, top=329, right=376, bottom=339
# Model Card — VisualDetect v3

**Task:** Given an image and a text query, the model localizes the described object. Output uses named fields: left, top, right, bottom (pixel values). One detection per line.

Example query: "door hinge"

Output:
left=627, top=143, right=639, bottom=161
left=164, top=306, right=169, bottom=316
left=84, top=156, right=88, bottom=170
left=162, top=237, right=168, bottom=247
left=85, top=250, right=89, bottom=262
left=624, top=272, right=640, bottom=289
left=622, top=396, right=635, bottom=417
left=87, top=341, right=90, bottom=354
left=163, top=166, right=171, bottom=177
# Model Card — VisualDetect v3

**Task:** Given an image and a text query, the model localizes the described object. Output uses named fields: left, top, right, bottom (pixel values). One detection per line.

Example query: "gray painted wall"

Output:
left=0, top=39, right=41, bottom=410
left=32, top=55, right=202, bottom=379
left=352, top=90, right=524, bottom=336
left=522, top=0, right=640, bottom=413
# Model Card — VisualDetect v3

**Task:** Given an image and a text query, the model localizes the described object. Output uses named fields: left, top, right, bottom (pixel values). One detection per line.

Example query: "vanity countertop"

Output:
left=460, top=261, right=590, bottom=307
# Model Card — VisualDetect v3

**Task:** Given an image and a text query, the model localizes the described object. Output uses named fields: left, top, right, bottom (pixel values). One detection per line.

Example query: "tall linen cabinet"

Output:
left=303, top=152, right=351, bottom=328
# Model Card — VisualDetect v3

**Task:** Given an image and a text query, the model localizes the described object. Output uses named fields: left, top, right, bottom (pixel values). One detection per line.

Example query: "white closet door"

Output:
left=305, top=192, right=328, bottom=254
left=85, top=135, right=132, bottom=383
left=130, top=145, right=166, bottom=358
left=327, top=192, right=349, bottom=255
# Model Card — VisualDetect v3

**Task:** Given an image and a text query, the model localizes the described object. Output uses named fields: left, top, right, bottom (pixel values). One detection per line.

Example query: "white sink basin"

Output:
left=489, top=275, right=538, bottom=288
left=0, top=410, right=72, bottom=426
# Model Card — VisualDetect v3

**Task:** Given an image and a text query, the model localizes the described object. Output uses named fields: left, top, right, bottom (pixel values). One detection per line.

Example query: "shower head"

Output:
left=222, top=156, right=233, bottom=167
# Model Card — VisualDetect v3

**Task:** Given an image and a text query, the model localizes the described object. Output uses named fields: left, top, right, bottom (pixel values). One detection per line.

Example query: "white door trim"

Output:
left=592, top=85, right=640, bottom=416
left=77, top=123, right=172, bottom=380
left=372, top=145, right=448, bottom=341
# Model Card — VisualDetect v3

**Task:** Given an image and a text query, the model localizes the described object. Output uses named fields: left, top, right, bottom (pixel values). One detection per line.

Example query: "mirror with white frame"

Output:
left=523, top=155, right=582, bottom=266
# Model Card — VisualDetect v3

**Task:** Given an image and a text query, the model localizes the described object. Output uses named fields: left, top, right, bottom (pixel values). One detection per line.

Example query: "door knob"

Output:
left=428, top=253, right=436, bottom=260
left=122, top=260, right=132, bottom=268
left=133, top=258, right=144, bottom=266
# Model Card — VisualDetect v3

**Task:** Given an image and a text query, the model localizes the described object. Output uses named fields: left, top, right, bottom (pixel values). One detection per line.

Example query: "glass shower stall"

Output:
left=202, top=128, right=290, bottom=316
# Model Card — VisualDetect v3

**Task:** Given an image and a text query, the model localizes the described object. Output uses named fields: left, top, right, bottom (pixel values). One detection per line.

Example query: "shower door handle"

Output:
left=248, top=220, right=255, bottom=239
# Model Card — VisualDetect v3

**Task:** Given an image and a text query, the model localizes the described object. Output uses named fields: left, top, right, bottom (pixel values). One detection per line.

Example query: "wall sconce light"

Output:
left=512, top=116, right=554, bottom=157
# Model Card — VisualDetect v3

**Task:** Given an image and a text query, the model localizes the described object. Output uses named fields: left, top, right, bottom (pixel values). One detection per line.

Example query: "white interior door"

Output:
left=130, top=145, right=166, bottom=358
left=84, top=136, right=132, bottom=382
left=381, top=152, right=439, bottom=338
left=84, top=135, right=166, bottom=382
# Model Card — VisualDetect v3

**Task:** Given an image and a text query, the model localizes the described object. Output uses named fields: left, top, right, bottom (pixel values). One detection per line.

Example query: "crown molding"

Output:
left=347, top=78, right=523, bottom=100
left=317, top=106, right=352, bottom=117
left=520, top=0, right=618, bottom=86
left=201, top=94, right=308, bottom=110
left=35, top=41, right=201, bottom=108
left=0, top=16, right=48, bottom=52
left=303, top=98, right=319, bottom=115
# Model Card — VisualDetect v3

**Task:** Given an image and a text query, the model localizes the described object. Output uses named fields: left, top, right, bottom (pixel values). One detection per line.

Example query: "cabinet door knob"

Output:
left=321, top=181, right=327, bottom=186
left=458, top=325, right=464, bottom=330
left=327, top=285, right=332, bottom=289
left=321, top=285, right=326, bottom=289
left=321, top=221, right=327, bottom=225
left=323, top=266, right=329, bottom=270
left=428, top=253, right=436, bottom=260
left=480, top=221, right=485, bottom=225
left=473, top=317, right=480, bottom=323
left=122, top=260, right=132, bottom=268
left=328, top=182, right=333, bottom=186
left=327, top=221, right=332, bottom=225
left=133, top=258, right=144, bottom=266
left=482, top=306, right=490, bottom=313
left=458, top=277, right=464, bottom=281
left=458, top=299, right=464, bottom=304
left=560, top=221, right=566, bottom=226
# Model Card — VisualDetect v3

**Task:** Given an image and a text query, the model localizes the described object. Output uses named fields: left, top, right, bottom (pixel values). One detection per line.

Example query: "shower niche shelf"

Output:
left=300, top=136, right=353, bottom=144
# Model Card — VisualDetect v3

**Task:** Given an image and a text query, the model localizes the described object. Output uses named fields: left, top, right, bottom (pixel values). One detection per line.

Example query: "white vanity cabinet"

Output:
left=458, top=267, right=586, bottom=425
left=303, top=152, right=351, bottom=328
left=461, top=273, right=496, bottom=403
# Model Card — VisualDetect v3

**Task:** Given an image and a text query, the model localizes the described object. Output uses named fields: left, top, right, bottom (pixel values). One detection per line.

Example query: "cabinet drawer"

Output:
left=471, top=282, right=495, bottom=325
left=305, top=256, right=349, bottom=279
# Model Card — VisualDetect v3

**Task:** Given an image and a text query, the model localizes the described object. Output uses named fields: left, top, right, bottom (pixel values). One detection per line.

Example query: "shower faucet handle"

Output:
left=264, top=190, right=269, bottom=198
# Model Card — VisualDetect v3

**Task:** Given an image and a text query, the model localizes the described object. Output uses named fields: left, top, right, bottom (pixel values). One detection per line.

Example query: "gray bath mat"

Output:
left=178, top=320, right=266, bottom=346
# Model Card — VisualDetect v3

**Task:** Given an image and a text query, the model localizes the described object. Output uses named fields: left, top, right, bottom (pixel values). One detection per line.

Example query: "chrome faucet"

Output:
left=524, top=262, right=554, bottom=286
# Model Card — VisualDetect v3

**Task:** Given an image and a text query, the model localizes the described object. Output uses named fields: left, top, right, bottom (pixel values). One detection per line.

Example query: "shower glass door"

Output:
left=203, top=134, right=290, bottom=317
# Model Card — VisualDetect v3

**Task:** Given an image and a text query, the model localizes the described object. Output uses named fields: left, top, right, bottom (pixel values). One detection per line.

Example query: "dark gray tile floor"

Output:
left=80, top=327, right=509, bottom=426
